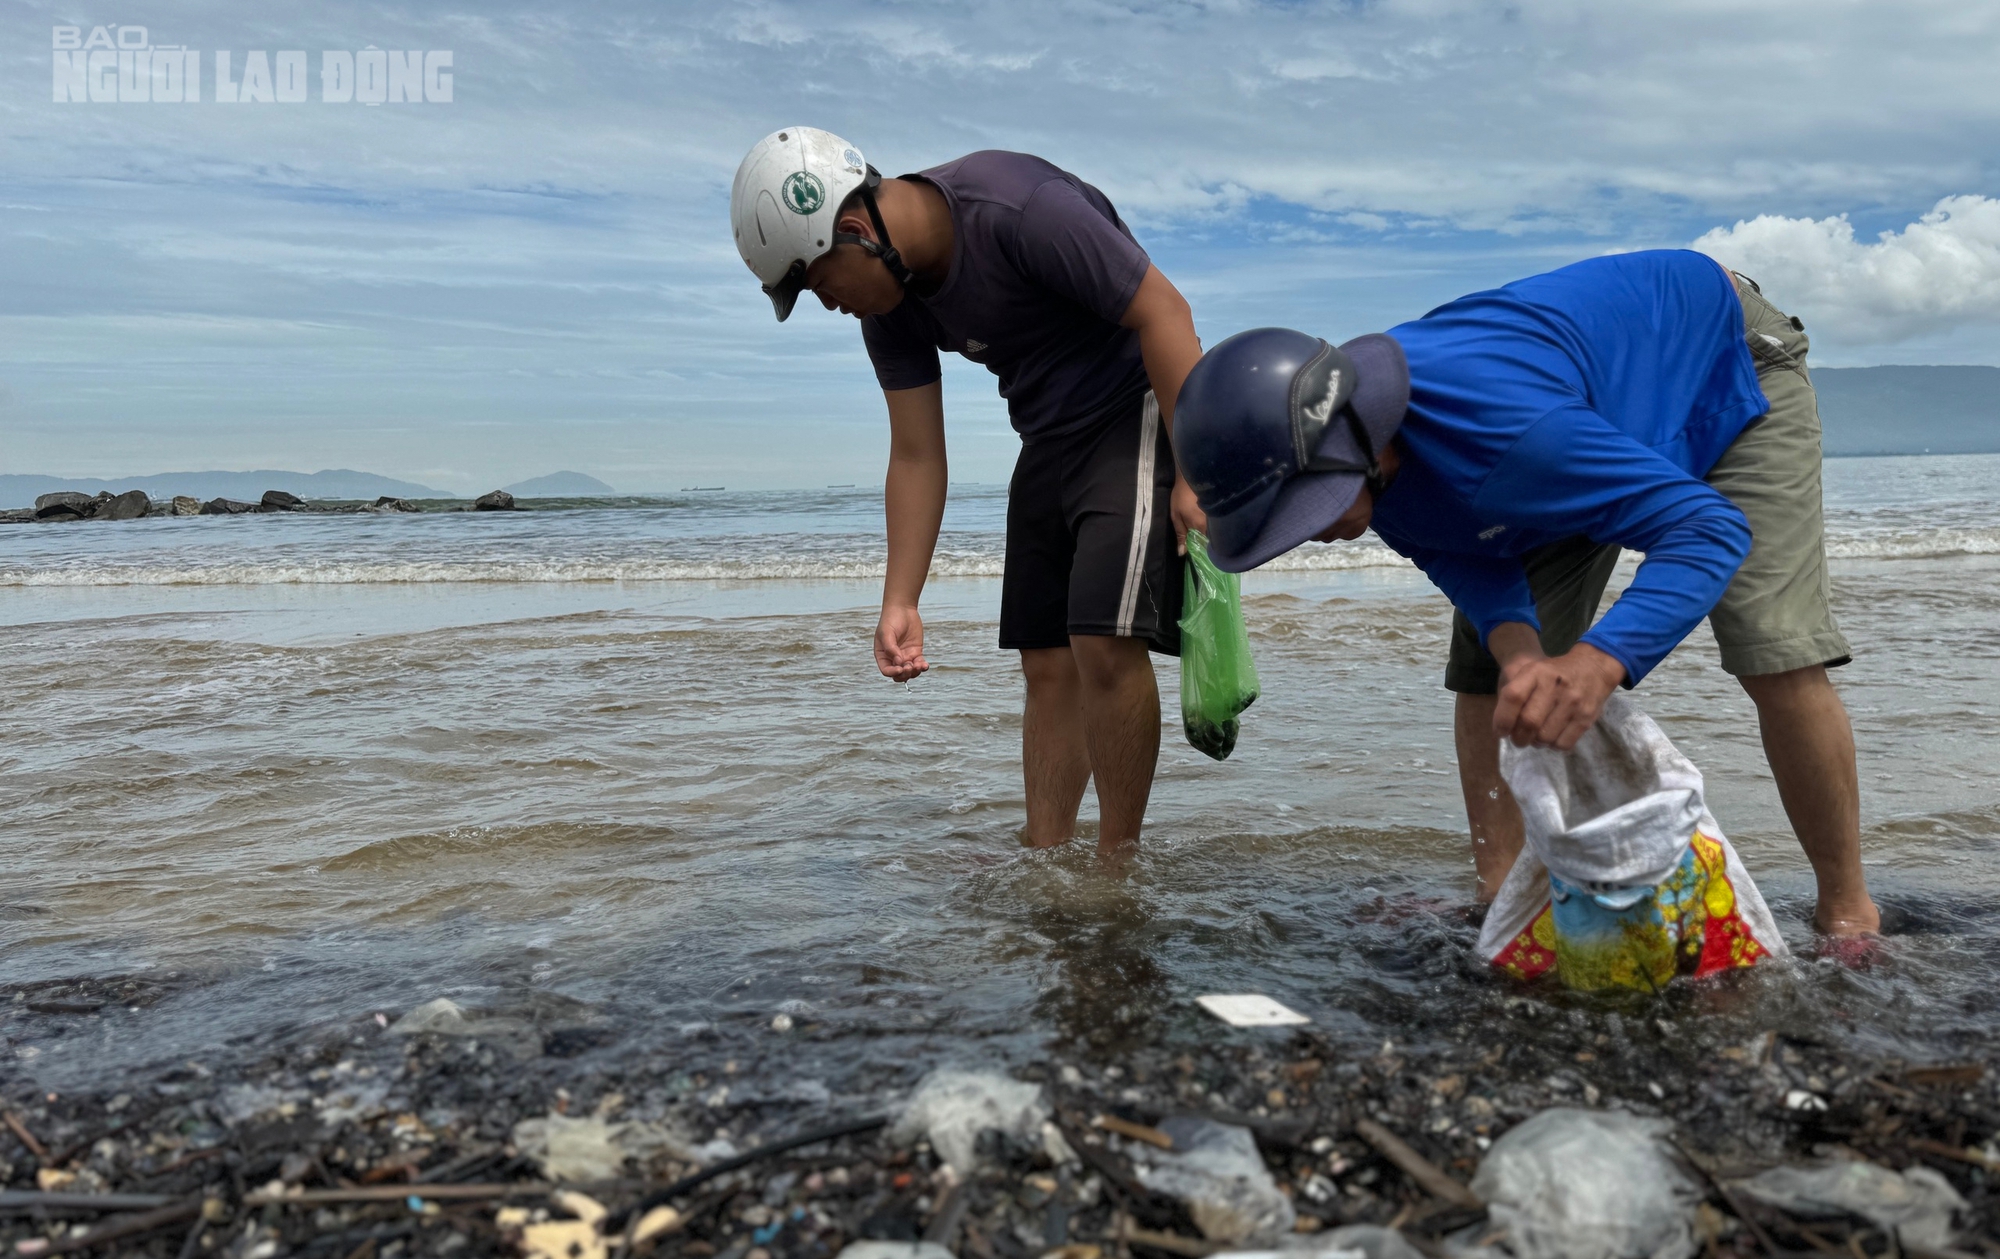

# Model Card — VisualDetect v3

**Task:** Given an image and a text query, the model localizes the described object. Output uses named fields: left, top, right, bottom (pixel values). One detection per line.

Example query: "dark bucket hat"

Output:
left=1174, top=328, right=1410, bottom=572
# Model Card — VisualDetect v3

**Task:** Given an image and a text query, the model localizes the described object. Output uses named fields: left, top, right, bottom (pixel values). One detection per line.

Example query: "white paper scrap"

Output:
left=1195, top=994, right=1311, bottom=1027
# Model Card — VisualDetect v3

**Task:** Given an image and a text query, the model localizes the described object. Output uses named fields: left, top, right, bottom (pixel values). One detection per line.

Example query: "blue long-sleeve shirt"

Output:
left=1372, top=250, right=1769, bottom=685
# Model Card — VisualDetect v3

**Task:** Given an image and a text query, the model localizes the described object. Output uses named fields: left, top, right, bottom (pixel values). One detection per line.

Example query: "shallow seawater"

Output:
left=3, top=458, right=1999, bottom=1097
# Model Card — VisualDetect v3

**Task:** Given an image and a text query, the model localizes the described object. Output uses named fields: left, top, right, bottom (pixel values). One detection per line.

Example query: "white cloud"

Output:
left=12, top=0, right=2000, bottom=482
left=1693, top=196, right=2000, bottom=344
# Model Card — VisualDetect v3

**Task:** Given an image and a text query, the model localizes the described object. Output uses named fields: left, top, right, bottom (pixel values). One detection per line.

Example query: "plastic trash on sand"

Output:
left=1734, top=1161, right=1967, bottom=1249
left=889, top=1068, right=1055, bottom=1174
left=1195, top=994, right=1311, bottom=1028
left=1469, top=1108, right=1700, bottom=1259
left=1216, top=1224, right=1428, bottom=1259
left=1476, top=694, right=1787, bottom=990
left=1128, top=1115, right=1296, bottom=1242
left=1180, top=530, right=1260, bottom=760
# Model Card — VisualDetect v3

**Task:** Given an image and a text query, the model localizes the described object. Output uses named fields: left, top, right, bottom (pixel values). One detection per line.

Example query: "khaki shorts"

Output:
left=1445, top=273, right=1852, bottom=693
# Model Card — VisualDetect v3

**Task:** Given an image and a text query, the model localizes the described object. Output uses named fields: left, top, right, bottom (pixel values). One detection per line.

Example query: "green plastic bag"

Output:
left=1179, top=530, right=1260, bottom=760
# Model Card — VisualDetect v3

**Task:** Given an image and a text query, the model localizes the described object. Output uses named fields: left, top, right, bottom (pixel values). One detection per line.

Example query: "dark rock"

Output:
left=261, top=489, right=305, bottom=509
left=170, top=496, right=201, bottom=516
left=34, top=491, right=95, bottom=519
left=99, top=489, right=151, bottom=521
left=199, top=498, right=258, bottom=515
left=372, top=496, right=421, bottom=512
left=474, top=489, right=518, bottom=511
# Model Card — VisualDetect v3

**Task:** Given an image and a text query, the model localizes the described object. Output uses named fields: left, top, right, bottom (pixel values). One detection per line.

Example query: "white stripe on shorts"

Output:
left=1116, top=392, right=1160, bottom=637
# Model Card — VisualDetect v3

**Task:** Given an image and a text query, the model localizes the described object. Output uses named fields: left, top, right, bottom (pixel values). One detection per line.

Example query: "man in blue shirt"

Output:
left=1172, top=249, right=1879, bottom=938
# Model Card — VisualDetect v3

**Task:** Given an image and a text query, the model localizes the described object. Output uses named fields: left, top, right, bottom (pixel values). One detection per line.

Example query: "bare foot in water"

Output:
left=1813, top=894, right=1882, bottom=937
left=1812, top=896, right=1884, bottom=966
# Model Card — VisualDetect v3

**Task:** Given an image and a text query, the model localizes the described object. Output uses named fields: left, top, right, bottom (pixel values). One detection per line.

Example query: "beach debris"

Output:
left=835, top=1244, right=956, bottom=1259
left=1127, top=1115, right=1295, bottom=1242
left=1468, top=1108, right=1699, bottom=1259
left=891, top=1069, right=1052, bottom=1174
left=386, top=996, right=544, bottom=1059
left=9, top=1195, right=208, bottom=1256
left=2, top=1114, right=48, bottom=1161
left=1252, top=1223, right=1430, bottom=1259
left=1733, top=1161, right=1967, bottom=1249
left=1, top=961, right=1993, bottom=1259
left=511, top=1114, right=630, bottom=1182
left=386, top=996, right=473, bottom=1036
left=1096, top=1113, right=1175, bottom=1149
left=1195, top=995, right=1311, bottom=1028
left=523, top=1206, right=609, bottom=1259
left=1353, top=1118, right=1480, bottom=1208
left=630, top=1204, right=684, bottom=1243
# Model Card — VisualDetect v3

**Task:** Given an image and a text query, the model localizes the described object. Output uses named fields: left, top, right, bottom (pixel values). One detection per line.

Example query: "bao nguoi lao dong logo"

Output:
left=53, top=26, right=452, bottom=103
left=781, top=172, right=826, bottom=216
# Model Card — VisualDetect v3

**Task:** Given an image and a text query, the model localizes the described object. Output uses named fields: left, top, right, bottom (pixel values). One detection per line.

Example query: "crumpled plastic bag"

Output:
left=1476, top=693, right=1787, bottom=990
left=888, top=1069, right=1055, bottom=1175
left=1734, top=1161, right=1967, bottom=1249
left=1469, top=1108, right=1700, bottom=1259
left=1179, top=530, right=1260, bottom=760
left=1128, top=1115, right=1295, bottom=1242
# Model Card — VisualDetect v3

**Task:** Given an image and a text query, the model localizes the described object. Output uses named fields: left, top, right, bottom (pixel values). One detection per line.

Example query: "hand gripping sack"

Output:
left=1179, top=530, right=1260, bottom=760
left=1476, top=693, right=1787, bottom=990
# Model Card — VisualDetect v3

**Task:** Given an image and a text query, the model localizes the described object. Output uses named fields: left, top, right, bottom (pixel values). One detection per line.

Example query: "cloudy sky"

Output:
left=5, top=1, right=1999, bottom=492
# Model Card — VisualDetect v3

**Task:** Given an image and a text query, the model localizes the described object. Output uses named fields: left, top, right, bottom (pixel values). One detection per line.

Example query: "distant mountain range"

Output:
left=502, top=471, right=615, bottom=496
left=3, top=369, right=1993, bottom=510
left=1813, top=366, right=2000, bottom=456
left=0, top=468, right=453, bottom=509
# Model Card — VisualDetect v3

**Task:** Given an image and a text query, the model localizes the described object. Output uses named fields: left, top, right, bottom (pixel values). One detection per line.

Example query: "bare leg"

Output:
left=1020, top=647, right=1092, bottom=848
left=1455, top=692, right=1525, bottom=901
left=1068, top=635, right=1161, bottom=860
left=1737, top=664, right=1880, bottom=935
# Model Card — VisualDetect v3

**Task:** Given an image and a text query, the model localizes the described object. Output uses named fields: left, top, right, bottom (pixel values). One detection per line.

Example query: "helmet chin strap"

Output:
left=831, top=167, right=916, bottom=290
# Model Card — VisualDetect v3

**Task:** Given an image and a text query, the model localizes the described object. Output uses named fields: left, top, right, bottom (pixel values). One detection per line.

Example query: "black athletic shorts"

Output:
left=999, top=391, right=1184, bottom=656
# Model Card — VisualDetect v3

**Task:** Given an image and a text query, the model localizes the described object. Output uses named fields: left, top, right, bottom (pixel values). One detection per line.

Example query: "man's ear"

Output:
left=828, top=192, right=876, bottom=243
left=833, top=199, right=875, bottom=242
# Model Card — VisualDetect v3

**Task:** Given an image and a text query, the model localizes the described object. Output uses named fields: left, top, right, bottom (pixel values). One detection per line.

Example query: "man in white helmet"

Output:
left=731, top=128, right=1206, bottom=859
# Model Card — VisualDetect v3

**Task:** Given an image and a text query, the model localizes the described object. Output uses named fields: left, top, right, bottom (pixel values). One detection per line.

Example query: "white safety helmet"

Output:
left=730, top=127, right=911, bottom=321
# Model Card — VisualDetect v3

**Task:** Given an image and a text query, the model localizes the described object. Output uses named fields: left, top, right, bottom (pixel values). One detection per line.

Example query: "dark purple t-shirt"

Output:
left=861, top=151, right=1152, bottom=442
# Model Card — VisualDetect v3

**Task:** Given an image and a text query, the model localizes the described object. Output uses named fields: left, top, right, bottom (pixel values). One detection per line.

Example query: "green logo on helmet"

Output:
left=781, top=171, right=825, bottom=215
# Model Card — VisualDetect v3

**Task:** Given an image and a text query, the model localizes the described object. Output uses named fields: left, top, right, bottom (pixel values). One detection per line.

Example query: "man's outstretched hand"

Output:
left=1171, top=476, right=1207, bottom=555
left=875, top=604, right=930, bottom=683
left=1490, top=625, right=1626, bottom=751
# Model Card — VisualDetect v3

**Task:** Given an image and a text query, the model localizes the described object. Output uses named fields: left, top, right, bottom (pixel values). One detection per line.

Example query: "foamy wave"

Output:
left=1826, top=528, right=2000, bottom=560
left=5, top=526, right=1992, bottom=587
left=1253, top=541, right=1414, bottom=572
left=0, top=554, right=1006, bottom=586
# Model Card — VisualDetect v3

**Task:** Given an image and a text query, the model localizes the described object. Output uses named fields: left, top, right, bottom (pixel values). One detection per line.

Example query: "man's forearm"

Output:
left=883, top=451, right=946, bottom=608
left=1486, top=621, right=1545, bottom=666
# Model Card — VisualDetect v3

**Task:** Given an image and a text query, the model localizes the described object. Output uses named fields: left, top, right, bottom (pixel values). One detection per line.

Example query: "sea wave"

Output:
left=0, top=557, right=974, bottom=586
left=2, top=525, right=1993, bottom=587
left=1825, top=528, right=2000, bottom=560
